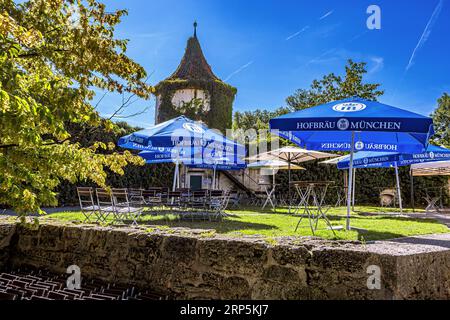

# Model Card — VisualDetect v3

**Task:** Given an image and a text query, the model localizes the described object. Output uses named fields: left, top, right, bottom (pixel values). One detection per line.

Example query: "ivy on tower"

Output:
left=154, top=22, right=237, bottom=133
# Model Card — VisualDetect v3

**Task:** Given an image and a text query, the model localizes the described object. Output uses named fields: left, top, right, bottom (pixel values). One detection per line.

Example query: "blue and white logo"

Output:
left=363, top=157, right=369, bottom=165
left=429, top=151, right=435, bottom=159
left=337, top=118, right=350, bottom=130
left=183, top=123, right=205, bottom=134
left=333, top=102, right=367, bottom=112
left=355, top=141, right=365, bottom=150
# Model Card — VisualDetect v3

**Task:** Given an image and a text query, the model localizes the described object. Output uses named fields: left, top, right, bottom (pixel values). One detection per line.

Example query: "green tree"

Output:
left=286, top=59, right=384, bottom=111
left=232, top=107, right=290, bottom=131
left=0, top=0, right=150, bottom=215
left=431, top=93, right=450, bottom=147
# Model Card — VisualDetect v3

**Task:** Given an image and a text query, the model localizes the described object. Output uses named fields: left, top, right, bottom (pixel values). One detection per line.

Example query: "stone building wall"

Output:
left=0, top=220, right=449, bottom=299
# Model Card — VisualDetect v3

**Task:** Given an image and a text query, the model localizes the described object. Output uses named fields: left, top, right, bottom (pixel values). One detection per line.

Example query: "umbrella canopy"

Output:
left=247, top=160, right=305, bottom=199
left=118, top=115, right=242, bottom=152
left=138, top=146, right=203, bottom=164
left=411, top=160, right=450, bottom=176
left=138, top=147, right=246, bottom=168
left=269, top=97, right=434, bottom=230
left=270, top=97, right=434, bottom=153
left=334, top=145, right=450, bottom=170
left=247, top=160, right=305, bottom=170
left=320, top=155, right=348, bottom=165
left=246, top=146, right=337, bottom=163
left=247, top=147, right=336, bottom=213
left=119, top=116, right=246, bottom=190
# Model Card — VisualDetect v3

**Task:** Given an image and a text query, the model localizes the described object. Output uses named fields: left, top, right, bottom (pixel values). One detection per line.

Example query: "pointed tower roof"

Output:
left=165, top=22, right=220, bottom=82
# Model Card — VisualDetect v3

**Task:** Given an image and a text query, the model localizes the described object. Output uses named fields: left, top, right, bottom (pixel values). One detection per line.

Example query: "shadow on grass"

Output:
left=134, top=215, right=279, bottom=234
left=353, top=229, right=407, bottom=242
left=388, top=235, right=450, bottom=248
left=372, top=215, right=445, bottom=225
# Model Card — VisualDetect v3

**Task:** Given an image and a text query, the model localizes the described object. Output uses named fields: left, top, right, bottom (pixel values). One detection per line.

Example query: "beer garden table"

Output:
left=259, top=183, right=279, bottom=211
left=291, top=181, right=337, bottom=235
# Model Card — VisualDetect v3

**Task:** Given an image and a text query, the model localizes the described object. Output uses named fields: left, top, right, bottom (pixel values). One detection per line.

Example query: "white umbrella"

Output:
left=248, top=160, right=305, bottom=210
left=247, top=160, right=305, bottom=185
left=411, top=160, right=450, bottom=176
left=247, top=147, right=337, bottom=212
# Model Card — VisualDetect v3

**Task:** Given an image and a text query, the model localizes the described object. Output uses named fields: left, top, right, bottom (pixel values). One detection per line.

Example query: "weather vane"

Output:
left=193, top=21, right=198, bottom=37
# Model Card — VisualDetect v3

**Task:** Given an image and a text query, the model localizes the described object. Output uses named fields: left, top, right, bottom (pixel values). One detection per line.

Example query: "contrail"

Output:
left=306, top=47, right=337, bottom=65
left=319, top=10, right=334, bottom=20
left=224, top=61, right=254, bottom=81
left=285, top=25, right=310, bottom=41
left=406, top=0, right=444, bottom=72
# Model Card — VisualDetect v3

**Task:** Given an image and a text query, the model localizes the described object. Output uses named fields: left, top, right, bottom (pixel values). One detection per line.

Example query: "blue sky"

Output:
left=97, top=0, right=450, bottom=128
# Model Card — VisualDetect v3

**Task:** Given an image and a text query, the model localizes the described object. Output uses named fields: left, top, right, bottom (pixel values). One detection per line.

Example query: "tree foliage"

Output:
left=286, top=60, right=384, bottom=111
left=431, top=93, right=450, bottom=147
left=0, top=0, right=150, bottom=215
left=55, top=121, right=174, bottom=206
left=233, top=107, right=290, bottom=131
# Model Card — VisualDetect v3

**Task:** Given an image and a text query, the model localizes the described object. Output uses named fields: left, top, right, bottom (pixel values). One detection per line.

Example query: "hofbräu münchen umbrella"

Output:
left=269, top=97, right=435, bottom=230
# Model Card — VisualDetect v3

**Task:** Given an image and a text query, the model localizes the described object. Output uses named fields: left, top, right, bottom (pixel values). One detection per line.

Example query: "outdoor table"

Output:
left=425, top=187, right=444, bottom=212
left=259, top=183, right=279, bottom=211
left=329, top=185, right=348, bottom=207
left=290, top=181, right=336, bottom=235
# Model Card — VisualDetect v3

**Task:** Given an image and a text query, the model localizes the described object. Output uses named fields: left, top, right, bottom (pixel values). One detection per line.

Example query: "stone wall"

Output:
left=0, top=219, right=449, bottom=299
left=0, top=222, right=15, bottom=271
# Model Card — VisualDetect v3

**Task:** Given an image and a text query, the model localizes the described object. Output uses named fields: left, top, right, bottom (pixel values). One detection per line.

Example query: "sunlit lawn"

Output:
left=45, top=205, right=448, bottom=242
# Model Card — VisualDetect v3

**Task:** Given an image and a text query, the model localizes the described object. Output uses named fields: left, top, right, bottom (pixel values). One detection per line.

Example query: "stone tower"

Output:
left=154, top=23, right=237, bottom=133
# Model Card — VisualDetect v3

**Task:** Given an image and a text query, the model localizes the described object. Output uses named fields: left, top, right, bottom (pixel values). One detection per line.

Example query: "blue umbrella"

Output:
left=119, top=116, right=246, bottom=190
left=336, top=145, right=450, bottom=170
left=139, top=148, right=246, bottom=189
left=334, top=145, right=450, bottom=212
left=269, top=97, right=435, bottom=230
left=118, top=115, right=242, bottom=153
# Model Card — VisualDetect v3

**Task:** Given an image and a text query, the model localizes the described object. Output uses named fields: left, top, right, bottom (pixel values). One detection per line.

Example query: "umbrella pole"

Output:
left=178, top=164, right=181, bottom=189
left=273, top=169, right=276, bottom=212
left=395, top=162, right=403, bottom=213
left=352, top=168, right=356, bottom=210
left=288, top=158, right=291, bottom=214
left=346, top=132, right=355, bottom=231
left=172, top=161, right=179, bottom=192
left=410, top=171, right=415, bottom=213
left=213, top=166, right=217, bottom=190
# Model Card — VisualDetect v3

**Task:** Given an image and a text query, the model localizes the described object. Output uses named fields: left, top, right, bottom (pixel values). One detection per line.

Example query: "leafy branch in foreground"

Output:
left=0, top=0, right=150, bottom=215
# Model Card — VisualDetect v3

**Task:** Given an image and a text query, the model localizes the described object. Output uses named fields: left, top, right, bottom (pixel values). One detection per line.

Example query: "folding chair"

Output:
left=128, top=188, right=144, bottom=202
left=177, top=188, right=192, bottom=211
left=144, top=189, right=163, bottom=206
left=167, top=191, right=182, bottom=211
left=189, top=190, right=209, bottom=220
left=208, top=190, right=229, bottom=221
left=111, top=189, right=143, bottom=226
left=95, top=189, right=116, bottom=223
left=228, top=191, right=242, bottom=209
left=76, top=187, right=99, bottom=223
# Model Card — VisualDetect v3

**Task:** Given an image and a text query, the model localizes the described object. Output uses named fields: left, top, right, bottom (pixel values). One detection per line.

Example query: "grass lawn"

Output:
left=44, top=205, right=449, bottom=242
